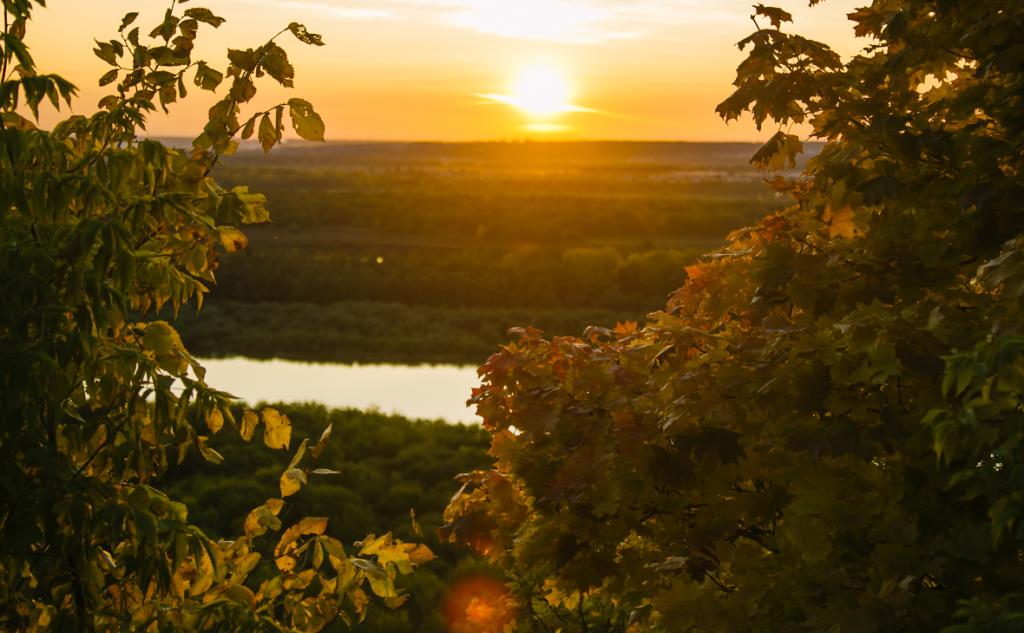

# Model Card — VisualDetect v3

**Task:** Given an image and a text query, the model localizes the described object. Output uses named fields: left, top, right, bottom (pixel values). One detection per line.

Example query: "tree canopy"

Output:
left=442, top=1, right=1024, bottom=631
left=0, top=3, right=430, bottom=631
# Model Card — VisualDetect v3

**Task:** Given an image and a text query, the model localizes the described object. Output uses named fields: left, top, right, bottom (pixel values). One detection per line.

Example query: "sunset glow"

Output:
left=448, top=0, right=616, bottom=44
left=480, top=64, right=592, bottom=129
left=29, top=0, right=865, bottom=140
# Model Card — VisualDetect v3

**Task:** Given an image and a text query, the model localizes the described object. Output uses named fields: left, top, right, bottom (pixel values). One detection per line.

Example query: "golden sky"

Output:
left=30, top=0, right=864, bottom=141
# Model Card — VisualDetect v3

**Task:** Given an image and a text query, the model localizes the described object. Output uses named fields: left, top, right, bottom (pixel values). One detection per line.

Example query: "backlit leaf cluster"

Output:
left=0, top=3, right=426, bottom=631
left=443, top=2, right=1024, bottom=632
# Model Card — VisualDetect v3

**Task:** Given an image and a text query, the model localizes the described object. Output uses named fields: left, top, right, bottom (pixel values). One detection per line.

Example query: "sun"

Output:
left=509, top=66, right=571, bottom=118
left=480, top=64, right=590, bottom=124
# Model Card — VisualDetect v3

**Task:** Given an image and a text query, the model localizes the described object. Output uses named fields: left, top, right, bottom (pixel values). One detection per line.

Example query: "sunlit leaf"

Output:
left=262, top=408, right=291, bottom=450
left=280, top=467, right=307, bottom=497
left=240, top=410, right=259, bottom=441
left=205, top=408, right=224, bottom=434
left=287, top=97, right=325, bottom=142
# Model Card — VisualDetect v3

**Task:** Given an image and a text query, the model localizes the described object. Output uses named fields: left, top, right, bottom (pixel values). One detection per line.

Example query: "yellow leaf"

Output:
left=262, top=408, right=291, bottom=450
left=141, top=321, right=188, bottom=374
left=384, top=595, right=409, bottom=609
left=243, top=508, right=267, bottom=538
left=240, top=410, right=259, bottom=441
left=320, top=536, right=350, bottom=576
left=232, top=552, right=261, bottom=583
left=190, top=550, right=215, bottom=596
left=406, top=543, right=436, bottom=565
left=217, top=226, right=249, bottom=253
left=825, top=205, right=858, bottom=239
left=279, top=467, right=307, bottom=498
left=275, top=554, right=297, bottom=572
left=257, top=576, right=283, bottom=602
left=357, top=533, right=393, bottom=558
left=243, top=498, right=284, bottom=537
left=359, top=533, right=431, bottom=570
left=170, top=568, right=186, bottom=599
left=141, top=321, right=180, bottom=356
left=543, top=579, right=580, bottom=610
left=367, top=571, right=399, bottom=598
left=312, top=540, right=324, bottom=569
left=276, top=517, right=329, bottom=558
left=205, top=408, right=224, bottom=434
left=283, top=568, right=316, bottom=591
left=350, top=587, right=370, bottom=620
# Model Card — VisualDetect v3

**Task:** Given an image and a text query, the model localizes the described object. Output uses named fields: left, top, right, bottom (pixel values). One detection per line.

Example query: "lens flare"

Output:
left=443, top=575, right=515, bottom=633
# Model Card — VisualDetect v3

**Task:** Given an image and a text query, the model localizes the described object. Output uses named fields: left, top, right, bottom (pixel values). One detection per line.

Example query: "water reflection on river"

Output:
left=197, top=357, right=481, bottom=424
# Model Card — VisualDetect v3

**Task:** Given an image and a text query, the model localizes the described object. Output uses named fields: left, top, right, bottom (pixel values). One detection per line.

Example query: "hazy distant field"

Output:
left=178, top=142, right=797, bottom=363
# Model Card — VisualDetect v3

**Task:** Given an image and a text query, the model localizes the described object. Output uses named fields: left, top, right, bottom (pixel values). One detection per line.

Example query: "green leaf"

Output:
left=194, top=62, right=223, bottom=91
left=119, top=12, right=139, bottom=32
left=93, top=40, right=118, bottom=66
left=287, top=98, right=325, bottom=142
left=98, top=68, right=118, bottom=87
left=258, top=112, right=277, bottom=154
left=238, top=117, right=254, bottom=140
left=288, top=438, right=309, bottom=470
left=260, top=44, right=294, bottom=87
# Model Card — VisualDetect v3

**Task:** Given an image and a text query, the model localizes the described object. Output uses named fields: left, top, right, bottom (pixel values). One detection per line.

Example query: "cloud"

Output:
left=442, top=0, right=640, bottom=45
left=232, top=0, right=395, bottom=21
left=265, top=0, right=740, bottom=44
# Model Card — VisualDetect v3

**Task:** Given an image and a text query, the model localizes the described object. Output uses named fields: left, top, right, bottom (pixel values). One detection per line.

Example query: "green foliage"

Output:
left=213, top=142, right=784, bottom=242
left=162, top=403, right=496, bottom=633
left=213, top=245, right=700, bottom=312
left=0, top=3, right=426, bottom=631
left=442, top=1, right=1024, bottom=632
left=182, top=141, right=778, bottom=364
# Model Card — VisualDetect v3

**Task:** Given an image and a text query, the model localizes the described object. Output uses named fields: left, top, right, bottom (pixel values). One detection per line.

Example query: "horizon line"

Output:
left=145, top=136, right=820, bottom=145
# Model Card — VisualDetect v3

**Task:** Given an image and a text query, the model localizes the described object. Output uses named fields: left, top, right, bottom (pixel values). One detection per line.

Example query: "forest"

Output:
left=2, top=1, right=1023, bottom=632
left=175, top=141, right=786, bottom=364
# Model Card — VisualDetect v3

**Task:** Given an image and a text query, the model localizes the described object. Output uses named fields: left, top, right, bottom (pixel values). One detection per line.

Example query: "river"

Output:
left=197, top=357, right=481, bottom=424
